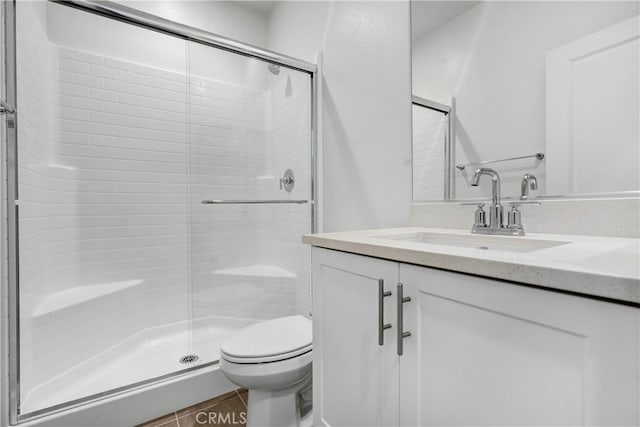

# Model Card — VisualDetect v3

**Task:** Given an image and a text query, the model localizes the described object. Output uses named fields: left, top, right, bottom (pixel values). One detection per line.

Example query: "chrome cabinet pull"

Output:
left=397, top=283, right=411, bottom=355
left=378, top=279, right=392, bottom=346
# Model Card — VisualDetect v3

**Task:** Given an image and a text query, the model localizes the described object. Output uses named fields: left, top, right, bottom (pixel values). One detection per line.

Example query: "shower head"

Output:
left=267, top=63, right=280, bottom=75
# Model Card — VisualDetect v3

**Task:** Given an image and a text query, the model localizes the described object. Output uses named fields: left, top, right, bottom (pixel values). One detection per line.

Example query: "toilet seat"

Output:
left=220, top=315, right=312, bottom=364
left=220, top=347, right=312, bottom=390
left=222, top=344, right=312, bottom=364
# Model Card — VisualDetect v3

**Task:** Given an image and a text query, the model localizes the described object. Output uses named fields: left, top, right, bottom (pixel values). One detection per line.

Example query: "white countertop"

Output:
left=303, top=227, right=640, bottom=305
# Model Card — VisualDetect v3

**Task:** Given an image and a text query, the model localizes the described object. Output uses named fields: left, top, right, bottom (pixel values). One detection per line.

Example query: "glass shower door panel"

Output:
left=16, top=2, right=190, bottom=414
left=187, top=41, right=312, bottom=363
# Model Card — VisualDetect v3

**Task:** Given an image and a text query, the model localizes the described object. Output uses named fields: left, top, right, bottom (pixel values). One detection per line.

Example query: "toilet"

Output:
left=220, top=315, right=312, bottom=427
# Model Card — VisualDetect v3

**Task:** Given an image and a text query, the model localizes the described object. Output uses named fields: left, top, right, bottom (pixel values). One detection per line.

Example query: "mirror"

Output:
left=411, top=1, right=639, bottom=201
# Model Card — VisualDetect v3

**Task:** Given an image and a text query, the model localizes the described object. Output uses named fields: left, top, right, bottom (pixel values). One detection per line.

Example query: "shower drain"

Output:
left=179, top=354, right=199, bottom=364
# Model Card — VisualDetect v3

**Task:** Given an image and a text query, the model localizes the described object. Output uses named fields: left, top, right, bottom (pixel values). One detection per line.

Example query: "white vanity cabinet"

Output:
left=311, top=247, right=400, bottom=426
left=312, top=247, right=640, bottom=427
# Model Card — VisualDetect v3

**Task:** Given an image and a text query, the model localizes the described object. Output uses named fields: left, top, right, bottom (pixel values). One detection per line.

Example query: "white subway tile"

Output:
left=104, top=57, right=132, bottom=72
left=58, top=95, right=75, bottom=108
left=102, top=79, right=129, bottom=94
left=89, top=111, right=120, bottom=126
left=60, top=83, right=89, bottom=98
left=75, top=97, right=105, bottom=112
left=130, top=62, right=186, bottom=83
left=59, top=71, right=75, bottom=84
left=89, top=88, right=119, bottom=103
left=75, top=73, right=104, bottom=89
left=60, top=58, right=89, bottom=74
left=103, top=101, right=131, bottom=115
left=61, top=107, right=90, bottom=122
left=73, top=50, right=104, bottom=66
left=74, top=121, right=106, bottom=135
left=90, top=65, right=118, bottom=80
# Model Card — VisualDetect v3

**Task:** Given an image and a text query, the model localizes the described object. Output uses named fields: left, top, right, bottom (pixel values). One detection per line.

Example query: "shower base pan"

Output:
left=19, top=316, right=257, bottom=425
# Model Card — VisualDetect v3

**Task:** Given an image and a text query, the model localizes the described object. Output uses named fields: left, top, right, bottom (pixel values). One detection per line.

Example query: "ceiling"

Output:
left=236, top=1, right=280, bottom=17
left=411, top=1, right=481, bottom=42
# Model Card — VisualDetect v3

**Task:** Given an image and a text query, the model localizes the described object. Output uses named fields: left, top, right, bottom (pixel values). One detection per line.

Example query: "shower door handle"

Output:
left=378, top=279, right=391, bottom=346
left=397, top=283, right=411, bottom=356
left=0, top=101, right=15, bottom=115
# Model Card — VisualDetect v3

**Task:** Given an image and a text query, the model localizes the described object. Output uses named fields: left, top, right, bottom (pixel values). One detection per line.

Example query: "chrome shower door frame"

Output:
left=3, top=0, right=20, bottom=425
left=411, top=95, right=454, bottom=200
left=3, top=0, right=318, bottom=423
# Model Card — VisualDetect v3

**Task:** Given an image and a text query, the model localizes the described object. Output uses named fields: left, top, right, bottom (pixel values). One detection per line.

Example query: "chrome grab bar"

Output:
left=456, top=152, right=544, bottom=171
left=201, top=199, right=308, bottom=204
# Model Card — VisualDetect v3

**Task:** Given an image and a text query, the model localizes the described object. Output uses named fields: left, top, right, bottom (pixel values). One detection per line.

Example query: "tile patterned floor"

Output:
left=138, top=389, right=248, bottom=427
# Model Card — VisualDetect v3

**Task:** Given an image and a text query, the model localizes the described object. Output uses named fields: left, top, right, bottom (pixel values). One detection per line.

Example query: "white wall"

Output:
left=268, top=1, right=330, bottom=63
left=321, top=1, right=412, bottom=231
left=412, top=1, right=639, bottom=200
left=269, top=1, right=414, bottom=232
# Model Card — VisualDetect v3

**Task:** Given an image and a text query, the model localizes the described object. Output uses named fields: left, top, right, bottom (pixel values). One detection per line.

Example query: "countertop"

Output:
left=302, top=227, right=640, bottom=305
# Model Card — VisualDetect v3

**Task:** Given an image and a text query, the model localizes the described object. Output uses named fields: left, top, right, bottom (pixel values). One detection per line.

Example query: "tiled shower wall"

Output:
left=190, top=67, right=311, bottom=323
left=194, top=66, right=311, bottom=322
left=17, top=2, right=311, bottom=406
left=269, top=70, right=312, bottom=315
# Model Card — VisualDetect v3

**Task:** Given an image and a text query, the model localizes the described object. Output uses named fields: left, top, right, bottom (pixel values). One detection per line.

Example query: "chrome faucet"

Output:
left=466, top=168, right=541, bottom=236
left=520, top=173, right=538, bottom=200
left=471, top=168, right=503, bottom=229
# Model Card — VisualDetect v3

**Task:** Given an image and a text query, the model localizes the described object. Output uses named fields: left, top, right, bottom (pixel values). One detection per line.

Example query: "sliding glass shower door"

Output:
left=11, top=0, right=313, bottom=420
left=187, top=42, right=312, bottom=362
left=16, top=1, right=192, bottom=414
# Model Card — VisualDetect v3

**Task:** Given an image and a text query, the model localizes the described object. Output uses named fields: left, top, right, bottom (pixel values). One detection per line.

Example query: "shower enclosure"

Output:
left=4, top=1, right=316, bottom=422
left=411, top=95, right=452, bottom=201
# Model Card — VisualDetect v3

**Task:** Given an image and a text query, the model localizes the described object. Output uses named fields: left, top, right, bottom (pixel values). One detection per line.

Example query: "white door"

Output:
left=312, top=248, right=399, bottom=426
left=399, top=263, right=640, bottom=426
left=546, top=15, right=639, bottom=195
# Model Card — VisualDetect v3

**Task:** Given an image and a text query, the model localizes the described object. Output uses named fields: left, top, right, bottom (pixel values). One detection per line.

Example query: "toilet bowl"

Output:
left=220, top=315, right=312, bottom=427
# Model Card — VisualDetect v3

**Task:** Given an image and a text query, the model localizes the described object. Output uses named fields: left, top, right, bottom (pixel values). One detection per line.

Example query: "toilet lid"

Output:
left=221, top=315, right=312, bottom=361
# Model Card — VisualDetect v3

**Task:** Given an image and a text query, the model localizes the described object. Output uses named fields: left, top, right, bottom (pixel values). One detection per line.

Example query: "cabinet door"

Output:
left=312, top=248, right=399, bottom=427
left=399, top=264, right=640, bottom=426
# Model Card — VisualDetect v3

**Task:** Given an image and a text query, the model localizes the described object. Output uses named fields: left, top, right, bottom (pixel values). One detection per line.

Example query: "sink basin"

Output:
left=374, top=232, right=570, bottom=253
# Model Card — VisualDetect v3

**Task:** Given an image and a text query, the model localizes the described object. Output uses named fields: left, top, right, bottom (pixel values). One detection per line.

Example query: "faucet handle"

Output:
left=474, top=204, right=487, bottom=228
left=507, top=204, right=523, bottom=230
left=460, top=202, right=488, bottom=229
